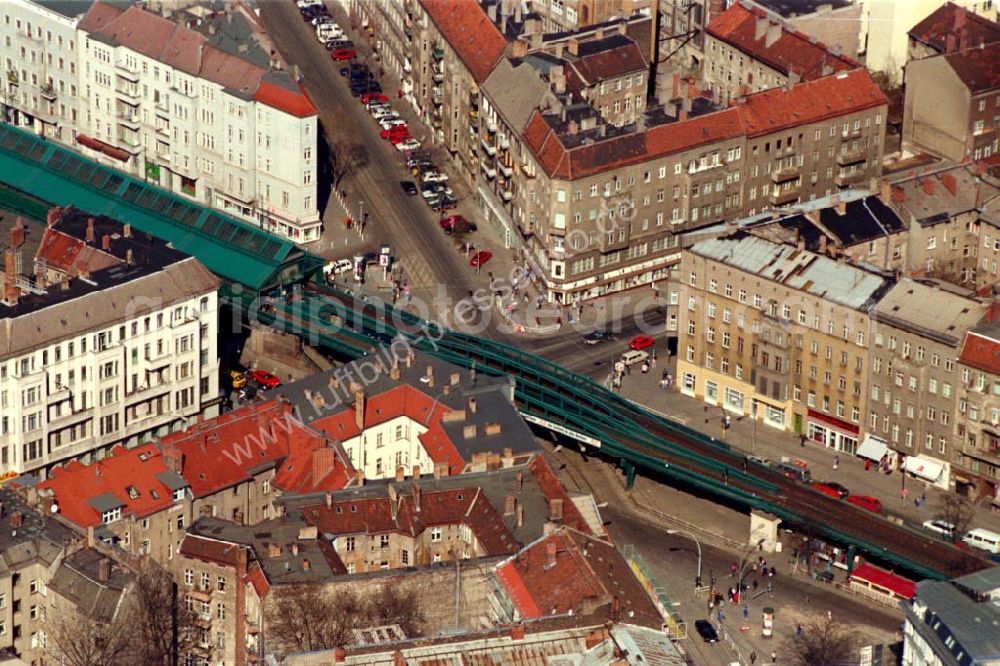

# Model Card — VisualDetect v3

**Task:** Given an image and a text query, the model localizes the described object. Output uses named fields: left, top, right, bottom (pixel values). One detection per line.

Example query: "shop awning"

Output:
left=76, top=133, right=131, bottom=162
left=904, top=456, right=944, bottom=483
left=856, top=435, right=890, bottom=461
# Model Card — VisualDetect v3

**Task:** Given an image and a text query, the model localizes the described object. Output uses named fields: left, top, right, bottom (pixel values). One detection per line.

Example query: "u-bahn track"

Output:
left=245, top=280, right=991, bottom=580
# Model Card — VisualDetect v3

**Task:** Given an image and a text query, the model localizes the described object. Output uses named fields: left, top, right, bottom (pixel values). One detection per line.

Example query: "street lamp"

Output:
left=667, top=529, right=702, bottom=589
left=736, top=537, right=766, bottom=610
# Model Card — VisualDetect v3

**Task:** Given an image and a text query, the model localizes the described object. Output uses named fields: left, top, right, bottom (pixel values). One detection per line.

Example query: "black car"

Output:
left=339, top=67, right=349, bottom=77
left=582, top=329, right=612, bottom=344
left=400, top=181, right=418, bottom=195
left=694, top=620, right=719, bottom=643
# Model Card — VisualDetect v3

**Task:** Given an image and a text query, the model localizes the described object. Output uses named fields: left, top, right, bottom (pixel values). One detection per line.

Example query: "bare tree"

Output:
left=44, top=558, right=204, bottom=666
left=366, top=581, right=425, bottom=637
left=329, top=141, right=367, bottom=189
left=783, top=616, right=866, bottom=666
left=266, top=584, right=362, bottom=654
left=936, top=494, right=975, bottom=543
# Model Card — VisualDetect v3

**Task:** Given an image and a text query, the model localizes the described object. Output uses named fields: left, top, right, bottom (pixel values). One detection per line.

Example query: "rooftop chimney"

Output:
left=10, top=218, right=25, bottom=250
left=765, top=21, right=781, bottom=48
left=425, top=366, right=434, bottom=387
left=836, top=198, right=847, bottom=216
left=98, top=558, right=111, bottom=582
left=353, top=388, right=365, bottom=430
left=46, top=207, right=61, bottom=227
left=512, top=39, right=528, bottom=58
left=516, top=471, right=523, bottom=493
left=468, top=397, right=477, bottom=414
left=549, top=498, right=564, bottom=522
left=412, top=464, right=421, bottom=479
left=754, top=15, right=768, bottom=41
left=545, top=540, right=558, bottom=569
left=312, top=448, right=336, bottom=484
left=355, top=469, right=364, bottom=486
left=433, top=461, right=448, bottom=479
left=126, top=248, right=134, bottom=267
left=291, top=543, right=299, bottom=556
left=554, top=42, right=564, bottom=59
left=268, top=543, right=282, bottom=558
left=516, top=503, right=524, bottom=528
left=86, top=217, right=96, bottom=243
left=504, top=494, right=517, bottom=516
left=101, top=234, right=111, bottom=251
left=123, top=223, right=132, bottom=238
left=411, top=476, right=421, bottom=512
left=396, top=466, right=406, bottom=482
left=390, top=357, right=400, bottom=380
left=3, top=249, right=20, bottom=306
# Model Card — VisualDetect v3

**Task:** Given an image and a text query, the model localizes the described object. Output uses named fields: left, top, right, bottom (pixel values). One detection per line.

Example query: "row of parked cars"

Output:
left=358, top=89, right=421, bottom=152
left=400, top=155, right=458, bottom=212
left=296, top=0, right=357, bottom=60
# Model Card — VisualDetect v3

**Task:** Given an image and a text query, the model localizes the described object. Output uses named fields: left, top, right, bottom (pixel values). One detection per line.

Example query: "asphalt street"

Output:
left=257, top=1, right=509, bottom=338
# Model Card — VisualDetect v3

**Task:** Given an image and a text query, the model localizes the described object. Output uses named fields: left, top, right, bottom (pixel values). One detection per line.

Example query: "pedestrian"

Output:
left=766, top=580, right=773, bottom=594
left=666, top=373, right=672, bottom=387
left=796, top=622, right=803, bottom=636
left=864, top=459, right=872, bottom=472
left=650, top=355, right=657, bottom=368
left=771, top=651, right=777, bottom=663
left=730, top=562, right=738, bottom=577
left=800, top=434, right=807, bottom=447
left=662, top=368, right=669, bottom=380
left=641, top=362, right=649, bottom=374
left=743, top=605, right=749, bottom=619
left=827, top=610, right=833, bottom=621
left=752, top=578, right=758, bottom=592
left=659, top=378, right=669, bottom=390
left=770, top=566, right=776, bottom=577
left=833, top=455, right=840, bottom=470
left=915, top=497, right=921, bottom=508
left=626, top=363, right=631, bottom=375
left=750, top=651, right=757, bottom=665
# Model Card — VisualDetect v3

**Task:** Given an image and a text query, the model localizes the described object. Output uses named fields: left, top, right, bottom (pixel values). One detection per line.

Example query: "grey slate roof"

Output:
left=0, top=488, right=77, bottom=577
left=910, top=578, right=1000, bottom=664
left=483, top=58, right=559, bottom=134
left=46, top=548, right=132, bottom=623
left=689, top=233, right=892, bottom=311
left=873, top=279, right=986, bottom=346
left=155, top=470, right=189, bottom=492
left=85, top=493, right=125, bottom=514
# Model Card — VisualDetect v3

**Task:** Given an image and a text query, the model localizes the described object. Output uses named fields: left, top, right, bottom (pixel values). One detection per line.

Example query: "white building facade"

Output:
left=0, top=258, right=221, bottom=478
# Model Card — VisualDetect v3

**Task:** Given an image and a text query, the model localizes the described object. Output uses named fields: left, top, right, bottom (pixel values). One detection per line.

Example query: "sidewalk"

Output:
left=615, top=354, right=1000, bottom=537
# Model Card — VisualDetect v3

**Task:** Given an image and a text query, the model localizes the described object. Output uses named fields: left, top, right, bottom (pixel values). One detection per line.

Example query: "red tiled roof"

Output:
left=527, top=455, right=592, bottom=535
left=253, top=81, right=318, bottom=119
left=495, top=529, right=662, bottom=628
left=35, top=227, right=119, bottom=277
left=568, top=41, right=648, bottom=87
left=420, top=0, right=507, bottom=84
left=908, top=2, right=1000, bottom=53
left=850, top=563, right=916, bottom=600
left=706, top=3, right=858, bottom=80
left=246, top=562, right=270, bottom=598
left=942, top=42, right=1000, bottom=93
left=179, top=534, right=243, bottom=566
left=494, top=561, right=542, bottom=617
left=301, top=486, right=520, bottom=556
left=738, top=68, right=887, bottom=138
left=38, top=443, right=178, bottom=528
left=311, top=385, right=465, bottom=474
left=79, top=4, right=313, bottom=115
left=160, top=401, right=352, bottom=497
left=959, top=330, right=1000, bottom=374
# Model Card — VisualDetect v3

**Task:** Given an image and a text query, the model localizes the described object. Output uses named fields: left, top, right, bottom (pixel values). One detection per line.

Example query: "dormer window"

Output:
left=172, top=488, right=186, bottom=502
left=126, top=486, right=140, bottom=500
left=101, top=507, right=122, bottom=524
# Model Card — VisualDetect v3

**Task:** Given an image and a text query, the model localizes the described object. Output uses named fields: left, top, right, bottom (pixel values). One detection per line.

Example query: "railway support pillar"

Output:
left=844, top=544, right=857, bottom=577
left=622, top=461, right=636, bottom=491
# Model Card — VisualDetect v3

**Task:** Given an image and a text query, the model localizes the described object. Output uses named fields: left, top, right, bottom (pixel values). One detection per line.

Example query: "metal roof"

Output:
left=873, top=279, right=986, bottom=346
left=690, top=233, right=890, bottom=311
left=912, top=579, right=1000, bottom=662
left=0, top=123, right=299, bottom=291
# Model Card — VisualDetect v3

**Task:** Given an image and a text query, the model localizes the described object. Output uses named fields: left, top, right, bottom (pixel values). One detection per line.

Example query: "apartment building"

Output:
left=903, top=40, right=1000, bottom=163
left=1, top=1, right=320, bottom=242
left=677, top=233, right=893, bottom=450
left=526, top=0, right=653, bottom=34
left=0, top=488, right=77, bottom=661
left=0, top=209, right=220, bottom=478
left=955, top=320, right=1000, bottom=501
left=29, top=400, right=355, bottom=565
left=0, top=0, right=83, bottom=143
left=748, top=0, right=862, bottom=63
left=747, top=190, right=908, bottom=273
left=494, top=68, right=885, bottom=303
left=906, top=2, right=1000, bottom=62
left=889, top=164, right=1000, bottom=290
left=865, top=280, right=986, bottom=490
left=703, top=1, right=858, bottom=105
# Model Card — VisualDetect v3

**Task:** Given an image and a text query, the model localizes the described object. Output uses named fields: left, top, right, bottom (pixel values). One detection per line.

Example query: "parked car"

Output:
left=407, top=156, right=433, bottom=169
left=776, top=462, right=811, bottom=482
left=846, top=495, right=882, bottom=513
left=332, top=48, right=357, bottom=61
left=811, top=482, right=849, bottom=500
left=380, top=126, right=409, bottom=140
left=470, top=250, right=493, bottom=267
left=388, top=133, right=411, bottom=145
left=325, top=39, right=353, bottom=51
left=923, top=519, right=957, bottom=540
left=400, top=181, right=418, bottom=195
left=316, top=24, right=343, bottom=42
left=250, top=370, right=281, bottom=390
left=228, top=369, right=247, bottom=389
left=379, top=117, right=407, bottom=131
left=694, top=620, right=719, bottom=643
left=583, top=329, right=612, bottom=345
left=296, top=0, right=322, bottom=8
left=421, top=171, right=449, bottom=183
left=629, top=335, right=655, bottom=350
left=370, top=107, right=396, bottom=120
left=620, top=349, right=649, bottom=366
left=439, top=214, right=473, bottom=231
left=396, top=138, right=421, bottom=152
left=427, top=193, right=457, bottom=210
left=338, top=66, right=349, bottom=76
left=361, top=92, right=389, bottom=105
left=323, top=258, right=354, bottom=279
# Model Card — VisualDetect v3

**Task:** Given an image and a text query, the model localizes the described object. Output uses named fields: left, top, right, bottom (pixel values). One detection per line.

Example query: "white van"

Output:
left=316, top=23, right=343, bottom=42
left=620, top=350, right=649, bottom=366
left=962, top=528, right=1000, bottom=554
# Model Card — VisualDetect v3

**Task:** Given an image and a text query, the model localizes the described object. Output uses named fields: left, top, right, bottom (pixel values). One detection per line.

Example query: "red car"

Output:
left=440, top=214, right=476, bottom=232
left=629, top=335, right=655, bottom=350
left=811, top=482, right=849, bottom=500
left=470, top=250, right=493, bottom=267
left=846, top=495, right=882, bottom=513
left=381, top=127, right=409, bottom=141
left=361, top=92, right=389, bottom=105
left=332, top=48, right=357, bottom=61
left=250, top=370, right=281, bottom=390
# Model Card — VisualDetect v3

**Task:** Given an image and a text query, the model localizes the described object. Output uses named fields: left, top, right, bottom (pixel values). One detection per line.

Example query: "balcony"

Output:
left=769, top=186, right=800, bottom=206
left=6, top=70, right=18, bottom=86
left=502, top=189, right=513, bottom=201
left=40, top=83, right=57, bottom=101
left=499, top=163, right=513, bottom=178
left=431, top=91, right=443, bottom=106
left=189, top=585, right=214, bottom=602
left=482, top=166, right=496, bottom=179
left=486, top=121, right=497, bottom=134
left=836, top=149, right=866, bottom=167
left=498, top=135, right=510, bottom=150
left=481, top=139, right=496, bottom=156
left=47, top=405, right=93, bottom=429
left=115, top=84, right=140, bottom=105
left=432, top=72, right=444, bottom=83
left=835, top=171, right=867, bottom=188
left=432, top=44, right=444, bottom=60
left=770, top=166, right=800, bottom=184
left=117, top=111, right=140, bottom=129
left=469, top=109, right=479, bottom=122
left=114, top=63, right=139, bottom=82
left=47, top=386, right=72, bottom=405
left=116, top=135, right=141, bottom=154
